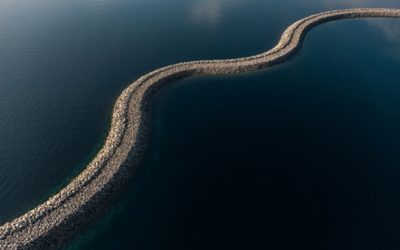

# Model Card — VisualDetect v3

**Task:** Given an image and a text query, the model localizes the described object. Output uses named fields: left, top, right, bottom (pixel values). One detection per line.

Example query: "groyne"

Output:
left=1, top=8, right=399, bottom=249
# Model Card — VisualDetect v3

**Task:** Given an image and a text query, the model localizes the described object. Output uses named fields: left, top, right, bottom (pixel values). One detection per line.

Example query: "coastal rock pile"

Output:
left=0, top=8, right=399, bottom=249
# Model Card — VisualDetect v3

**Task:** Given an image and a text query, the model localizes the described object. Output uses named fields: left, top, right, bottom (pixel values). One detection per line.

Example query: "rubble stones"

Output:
left=0, top=8, right=399, bottom=250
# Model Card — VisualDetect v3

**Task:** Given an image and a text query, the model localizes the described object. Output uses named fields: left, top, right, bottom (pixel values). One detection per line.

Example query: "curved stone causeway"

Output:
left=1, top=8, right=400, bottom=249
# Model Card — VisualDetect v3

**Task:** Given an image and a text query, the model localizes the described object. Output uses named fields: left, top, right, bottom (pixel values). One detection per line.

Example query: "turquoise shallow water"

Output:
left=1, top=0, right=400, bottom=249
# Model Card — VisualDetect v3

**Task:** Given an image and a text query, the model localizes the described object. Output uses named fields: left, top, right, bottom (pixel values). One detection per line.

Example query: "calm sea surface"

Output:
left=1, top=0, right=400, bottom=249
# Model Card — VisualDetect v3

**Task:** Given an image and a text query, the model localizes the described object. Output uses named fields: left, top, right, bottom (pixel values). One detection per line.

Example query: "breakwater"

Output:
left=1, top=8, right=399, bottom=249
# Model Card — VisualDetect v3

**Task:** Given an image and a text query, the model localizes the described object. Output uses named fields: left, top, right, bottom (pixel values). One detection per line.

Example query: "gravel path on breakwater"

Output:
left=1, top=8, right=399, bottom=249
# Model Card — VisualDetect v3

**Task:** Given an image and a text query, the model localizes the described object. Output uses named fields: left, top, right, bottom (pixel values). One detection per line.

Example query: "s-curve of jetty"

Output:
left=1, top=8, right=400, bottom=250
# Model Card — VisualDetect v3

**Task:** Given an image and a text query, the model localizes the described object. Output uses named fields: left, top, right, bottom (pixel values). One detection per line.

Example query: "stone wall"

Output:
left=0, top=8, right=399, bottom=249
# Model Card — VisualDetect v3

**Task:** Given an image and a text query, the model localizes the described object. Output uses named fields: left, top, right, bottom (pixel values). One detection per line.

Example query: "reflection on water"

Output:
left=330, top=0, right=400, bottom=56
left=368, top=20, right=400, bottom=60
left=189, top=0, right=238, bottom=27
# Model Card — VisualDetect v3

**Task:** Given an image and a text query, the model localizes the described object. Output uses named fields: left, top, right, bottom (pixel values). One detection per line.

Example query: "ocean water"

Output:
left=1, top=0, right=400, bottom=249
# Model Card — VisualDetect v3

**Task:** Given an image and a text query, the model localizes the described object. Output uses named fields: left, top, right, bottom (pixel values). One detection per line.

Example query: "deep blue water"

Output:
left=1, top=0, right=400, bottom=249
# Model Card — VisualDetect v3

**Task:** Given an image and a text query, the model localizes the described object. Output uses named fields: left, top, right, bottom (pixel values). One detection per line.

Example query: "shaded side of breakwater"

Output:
left=1, top=8, right=400, bottom=249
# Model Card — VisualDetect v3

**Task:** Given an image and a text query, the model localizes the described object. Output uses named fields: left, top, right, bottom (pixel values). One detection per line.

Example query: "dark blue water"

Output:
left=1, top=0, right=400, bottom=249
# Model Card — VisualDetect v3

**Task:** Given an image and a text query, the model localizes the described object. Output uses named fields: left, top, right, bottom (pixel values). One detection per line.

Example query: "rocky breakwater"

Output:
left=1, top=8, right=399, bottom=249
